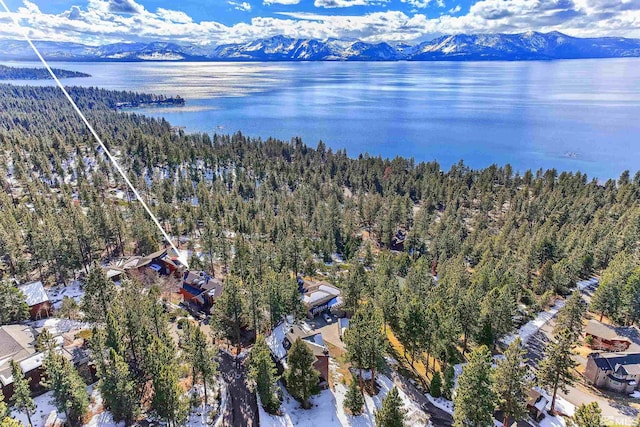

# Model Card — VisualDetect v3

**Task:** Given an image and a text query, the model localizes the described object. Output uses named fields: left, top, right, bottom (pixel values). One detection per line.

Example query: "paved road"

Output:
left=387, top=369, right=454, bottom=426
left=218, top=351, right=259, bottom=427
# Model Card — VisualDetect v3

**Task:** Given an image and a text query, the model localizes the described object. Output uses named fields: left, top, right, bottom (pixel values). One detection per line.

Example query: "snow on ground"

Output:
left=425, top=393, right=454, bottom=415
left=10, top=390, right=61, bottom=427
left=47, top=280, right=85, bottom=310
left=501, top=299, right=565, bottom=347
left=631, top=390, right=640, bottom=399
left=10, top=386, right=123, bottom=427
left=260, top=373, right=430, bottom=427
left=185, top=384, right=219, bottom=427
left=576, top=277, right=599, bottom=291
left=30, top=317, right=92, bottom=334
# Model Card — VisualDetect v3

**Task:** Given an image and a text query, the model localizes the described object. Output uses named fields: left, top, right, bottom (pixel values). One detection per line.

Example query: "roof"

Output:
left=525, top=389, right=548, bottom=412
left=588, top=352, right=640, bottom=374
left=102, top=266, right=125, bottom=279
left=0, top=325, right=38, bottom=386
left=585, top=320, right=632, bottom=342
left=18, top=281, right=49, bottom=306
left=300, top=279, right=341, bottom=308
left=285, top=325, right=328, bottom=358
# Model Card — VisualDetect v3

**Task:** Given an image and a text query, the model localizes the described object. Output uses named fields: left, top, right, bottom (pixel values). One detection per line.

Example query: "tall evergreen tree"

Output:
left=555, top=290, right=586, bottom=340
left=375, top=387, right=406, bottom=427
left=453, top=345, right=497, bottom=427
left=9, top=361, right=34, bottom=427
left=492, top=338, right=529, bottom=426
left=283, top=338, right=320, bottom=409
left=42, top=351, right=89, bottom=427
left=537, top=327, right=577, bottom=413
left=344, top=378, right=364, bottom=416
left=0, top=281, right=28, bottom=325
left=248, top=336, right=280, bottom=414
left=82, top=266, right=117, bottom=323
left=572, top=402, right=606, bottom=427
left=98, top=349, right=139, bottom=426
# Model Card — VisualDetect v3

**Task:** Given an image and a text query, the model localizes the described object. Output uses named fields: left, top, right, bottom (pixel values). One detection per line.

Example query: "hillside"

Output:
left=2, top=31, right=640, bottom=62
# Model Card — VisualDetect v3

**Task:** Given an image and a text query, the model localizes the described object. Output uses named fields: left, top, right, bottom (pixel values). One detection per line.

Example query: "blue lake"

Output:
left=4, top=59, right=640, bottom=179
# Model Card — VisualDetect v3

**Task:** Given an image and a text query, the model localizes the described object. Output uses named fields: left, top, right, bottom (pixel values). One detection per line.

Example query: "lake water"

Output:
left=4, top=59, right=640, bottom=179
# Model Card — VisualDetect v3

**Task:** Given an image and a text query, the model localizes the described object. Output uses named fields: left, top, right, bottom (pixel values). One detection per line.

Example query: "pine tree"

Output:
left=429, top=371, right=442, bottom=398
left=82, top=266, right=116, bottom=323
left=42, top=351, right=89, bottom=427
left=0, top=280, right=28, bottom=325
left=443, top=365, right=455, bottom=400
left=284, top=338, right=320, bottom=409
left=0, top=390, right=10, bottom=422
left=344, top=378, right=364, bottom=416
left=493, top=338, right=529, bottom=426
left=9, top=361, right=35, bottom=427
left=375, top=387, right=406, bottom=427
left=149, top=337, right=187, bottom=427
left=248, top=336, right=280, bottom=414
left=215, top=275, right=245, bottom=354
left=190, top=325, right=218, bottom=406
left=0, top=418, right=21, bottom=427
left=572, top=402, right=605, bottom=427
left=537, top=327, right=577, bottom=413
left=555, top=291, right=585, bottom=341
left=98, top=349, right=139, bottom=426
left=453, top=345, right=497, bottom=427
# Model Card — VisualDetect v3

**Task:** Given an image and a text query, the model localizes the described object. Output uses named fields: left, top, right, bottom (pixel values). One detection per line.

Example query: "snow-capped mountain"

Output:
left=2, top=32, right=640, bottom=62
left=410, top=31, right=640, bottom=60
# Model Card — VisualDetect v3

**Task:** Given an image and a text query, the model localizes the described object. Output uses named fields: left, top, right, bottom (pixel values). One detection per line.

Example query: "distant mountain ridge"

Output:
left=2, top=31, right=640, bottom=62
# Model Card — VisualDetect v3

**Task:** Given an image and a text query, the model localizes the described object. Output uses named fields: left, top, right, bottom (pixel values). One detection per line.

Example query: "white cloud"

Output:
left=264, top=0, right=301, bottom=5
left=449, top=4, right=461, bottom=13
left=228, top=0, right=252, bottom=11
left=314, top=0, right=389, bottom=8
left=1, top=0, right=640, bottom=45
left=400, top=0, right=431, bottom=9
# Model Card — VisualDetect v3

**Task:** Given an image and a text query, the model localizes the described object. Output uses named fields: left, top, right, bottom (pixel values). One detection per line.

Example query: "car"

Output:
left=323, top=312, right=332, bottom=323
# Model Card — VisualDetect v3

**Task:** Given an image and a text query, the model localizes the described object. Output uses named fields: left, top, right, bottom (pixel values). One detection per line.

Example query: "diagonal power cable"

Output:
left=0, top=0, right=189, bottom=268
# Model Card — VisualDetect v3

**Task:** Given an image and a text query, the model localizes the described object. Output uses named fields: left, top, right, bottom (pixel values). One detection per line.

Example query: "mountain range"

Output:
left=3, top=31, right=640, bottom=62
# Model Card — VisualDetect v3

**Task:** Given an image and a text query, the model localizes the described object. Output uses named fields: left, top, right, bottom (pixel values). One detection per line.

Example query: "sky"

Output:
left=0, top=0, right=639, bottom=45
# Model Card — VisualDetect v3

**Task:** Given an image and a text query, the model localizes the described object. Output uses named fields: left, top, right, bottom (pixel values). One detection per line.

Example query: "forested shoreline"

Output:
left=1, top=83, right=639, bottom=426
left=0, top=65, right=90, bottom=80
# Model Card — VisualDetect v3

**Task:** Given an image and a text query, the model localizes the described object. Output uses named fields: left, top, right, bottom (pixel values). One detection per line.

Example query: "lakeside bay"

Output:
left=4, top=58, right=640, bottom=179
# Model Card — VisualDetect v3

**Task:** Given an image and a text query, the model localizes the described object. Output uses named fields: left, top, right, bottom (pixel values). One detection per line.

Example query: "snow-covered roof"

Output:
left=18, top=281, right=49, bottom=306
left=266, top=322, right=288, bottom=362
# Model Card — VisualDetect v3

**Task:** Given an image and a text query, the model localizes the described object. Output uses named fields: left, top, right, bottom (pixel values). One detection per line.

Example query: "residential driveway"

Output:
left=218, top=351, right=258, bottom=427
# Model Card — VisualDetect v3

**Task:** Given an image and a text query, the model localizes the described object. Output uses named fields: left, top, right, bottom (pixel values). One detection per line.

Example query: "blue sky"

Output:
left=1, top=0, right=639, bottom=45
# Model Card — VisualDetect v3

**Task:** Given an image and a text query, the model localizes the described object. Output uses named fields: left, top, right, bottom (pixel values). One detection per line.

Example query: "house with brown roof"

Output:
left=18, top=281, right=51, bottom=320
left=585, top=320, right=633, bottom=352
left=0, top=325, right=45, bottom=400
left=584, top=352, right=640, bottom=394
left=283, top=324, right=330, bottom=387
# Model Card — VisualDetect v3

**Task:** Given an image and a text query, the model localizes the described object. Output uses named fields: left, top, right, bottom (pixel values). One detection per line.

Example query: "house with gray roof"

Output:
left=585, top=352, right=640, bottom=394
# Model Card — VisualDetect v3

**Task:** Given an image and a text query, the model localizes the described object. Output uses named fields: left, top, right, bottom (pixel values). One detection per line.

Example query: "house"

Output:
left=585, top=320, right=632, bottom=352
left=101, top=265, right=126, bottom=282
left=297, top=277, right=343, bottom=318
left=525, top=389, right=548, bottom=422
left=584, top=352, right=640, bottom=393
left=283, top=325, right=330, bottom=387
left=18, top=281, right=52, bottom=319
left=180, top=270, right=223, bottom=309
left=137, top=248, right=180, bottom=276
left=0, top=325, right=45, bottom=400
